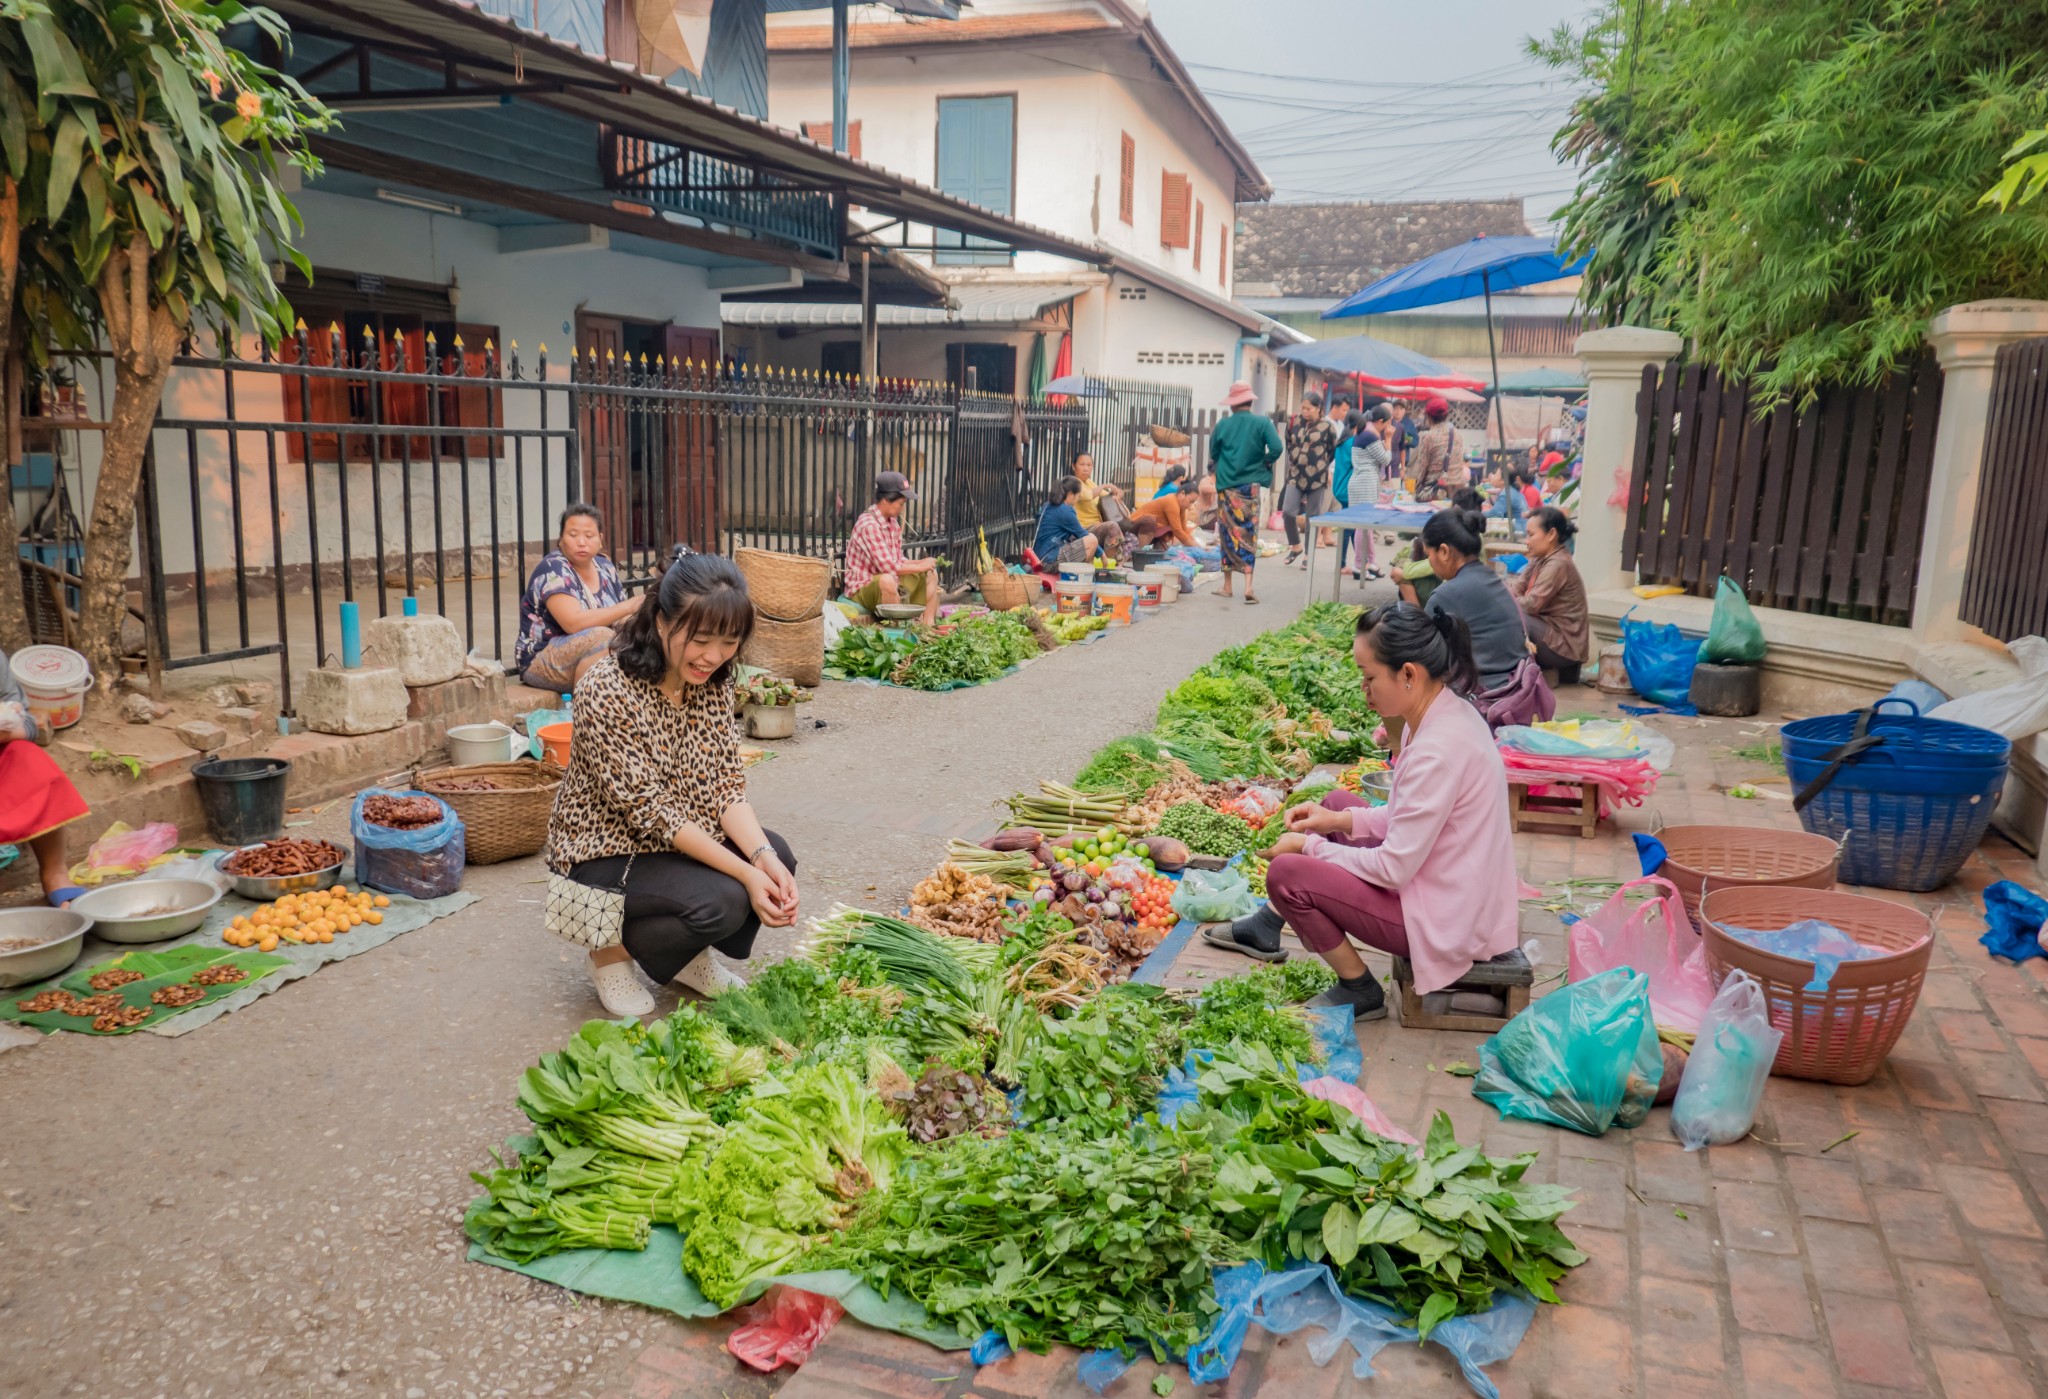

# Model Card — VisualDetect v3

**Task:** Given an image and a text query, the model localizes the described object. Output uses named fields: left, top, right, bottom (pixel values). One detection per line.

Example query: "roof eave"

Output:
left=1098, top=1, right=1270, bottom=202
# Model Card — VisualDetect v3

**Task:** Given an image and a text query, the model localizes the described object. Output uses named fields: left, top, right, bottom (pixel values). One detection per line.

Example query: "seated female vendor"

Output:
left=543, top=551, right=799, bottom=1018
left=1507, top=505, right=1590, bottom=685
left=514, top=504, right=644, bottom=694
left=1127, top=486, right=1198, bottom=548
left=1206, top=603, right=1520, bottom=1019
left=1034, top=475, right=1126, bottom=564
left=0, top=657, right=88, bottom=906
left=1401, top=503, right=1529, bottom=693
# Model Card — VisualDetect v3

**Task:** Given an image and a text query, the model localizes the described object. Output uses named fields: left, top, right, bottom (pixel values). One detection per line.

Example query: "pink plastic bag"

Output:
left=1566, top=874, right=1715, bottom=1032
left=726, top=1287, right=845, bottom=1372
left=1301, top=1076, right=1419, bottom=1145
left=70, top=820, right=182, bottom=886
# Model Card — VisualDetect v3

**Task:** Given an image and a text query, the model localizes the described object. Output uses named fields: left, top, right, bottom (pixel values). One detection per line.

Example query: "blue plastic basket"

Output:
left=1783, top=702, right=2009, bottom=891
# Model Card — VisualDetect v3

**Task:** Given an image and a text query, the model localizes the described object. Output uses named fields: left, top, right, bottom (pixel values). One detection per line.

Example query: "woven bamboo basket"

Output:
left=734, top=547, right=831, bottom=622
left=415, top=760, right=564, bottom=865
left=1699, top=886, right=1932, bottom=1085
left=1656, top=824, right=1840, bottom=927
left=742, top=612, right=824, bottom=687
left=1149, top=423, right=1191, bottom=449
left=980, top=570, right=1031, bottom=612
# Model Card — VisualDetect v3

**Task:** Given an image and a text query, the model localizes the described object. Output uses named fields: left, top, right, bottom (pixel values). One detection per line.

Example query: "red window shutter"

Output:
left=802, top=119, right=861, bottom=159
left=445, top=323, right=505, bottom=460
left=1160, top=172, right=1190, bottom=248
left=1194, top=202, right=1204, bottom=269
left=1119, top=133, right=1134, bottom=224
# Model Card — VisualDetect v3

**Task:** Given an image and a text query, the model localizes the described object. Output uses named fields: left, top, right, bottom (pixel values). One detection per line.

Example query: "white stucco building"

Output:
left=725, top=0, right=1291, bottom=408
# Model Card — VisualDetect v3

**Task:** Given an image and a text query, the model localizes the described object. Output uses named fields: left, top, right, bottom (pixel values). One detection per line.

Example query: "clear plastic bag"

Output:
left=351, top=789, right=466, bottom=900
left=1566, top=875, right=1715, bottom=1032
left=1171, top=863, right=1256, bottom=923
left=1222, top=785, right=1283, bottom=824
left=70, top=820, right=182, bottom=886
left=1473, top=967, right=1662, bottom=1136
left=1718, top=917, right=1892, bottom=992
left=1671, top=970, right=1782, bottom=1151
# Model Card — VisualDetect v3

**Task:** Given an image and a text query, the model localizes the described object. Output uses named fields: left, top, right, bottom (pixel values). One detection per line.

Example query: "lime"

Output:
left=1097, top=826, right=1117, bottom=843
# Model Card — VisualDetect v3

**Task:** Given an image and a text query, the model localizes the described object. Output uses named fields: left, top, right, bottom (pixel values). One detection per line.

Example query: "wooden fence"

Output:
left=1961, top=337, right=2048, bottom=642
left=1622, top=356, right=1942, bottom=625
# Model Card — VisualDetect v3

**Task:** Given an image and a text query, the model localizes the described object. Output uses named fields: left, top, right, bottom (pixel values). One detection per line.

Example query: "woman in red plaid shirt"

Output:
left=843, top=470, right=939, bottom=625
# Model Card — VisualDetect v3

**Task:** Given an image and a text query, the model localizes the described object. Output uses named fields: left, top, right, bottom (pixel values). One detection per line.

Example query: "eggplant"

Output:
left=1061, top=869, right=1087, bottom=894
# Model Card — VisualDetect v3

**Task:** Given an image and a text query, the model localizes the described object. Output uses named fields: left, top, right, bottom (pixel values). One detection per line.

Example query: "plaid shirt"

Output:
left=843, top=505, right=905, bottom=592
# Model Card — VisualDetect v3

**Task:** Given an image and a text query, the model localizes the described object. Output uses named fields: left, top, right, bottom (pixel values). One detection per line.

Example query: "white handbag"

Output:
left=543, top=856, right=634, bottom=949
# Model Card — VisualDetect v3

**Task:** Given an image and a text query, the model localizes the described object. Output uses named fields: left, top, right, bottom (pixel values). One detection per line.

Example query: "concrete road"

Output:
left=0, top=560, right=1338, bottom=1399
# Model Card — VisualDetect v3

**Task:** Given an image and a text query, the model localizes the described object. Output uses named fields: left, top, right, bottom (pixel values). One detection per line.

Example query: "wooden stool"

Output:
left=1391, top=947, right=1534, bottom=1033
left=1508, top=777, right=1599, bottom=839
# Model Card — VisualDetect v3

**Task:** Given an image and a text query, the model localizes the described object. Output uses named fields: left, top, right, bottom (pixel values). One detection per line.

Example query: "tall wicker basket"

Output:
left=742, top=613, right=824, bottom=687
left=415, top=760, right=564, bottom=865
left=735, top=547, right=831, bottom=623
left=980, top=570, right=1031, bottom=612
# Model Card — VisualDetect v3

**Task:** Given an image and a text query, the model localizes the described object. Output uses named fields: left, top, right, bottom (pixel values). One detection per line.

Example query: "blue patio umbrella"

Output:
left=1044, top=372, right=1111, bottom=398
left=1273, top=335, right=1482, bottom=392
left=1324, top=234, right=1590, bottom=447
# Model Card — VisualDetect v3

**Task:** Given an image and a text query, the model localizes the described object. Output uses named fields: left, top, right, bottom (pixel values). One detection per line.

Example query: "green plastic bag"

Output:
left=1702, top=576, right=1767, bottom=664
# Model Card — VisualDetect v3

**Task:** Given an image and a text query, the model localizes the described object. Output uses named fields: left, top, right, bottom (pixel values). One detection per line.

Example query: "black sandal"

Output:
left=1201, top=924, right=1290, bottom=963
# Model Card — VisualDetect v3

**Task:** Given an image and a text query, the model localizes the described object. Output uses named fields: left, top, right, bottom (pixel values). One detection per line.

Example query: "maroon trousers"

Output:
left=1264, top=791, right=1411, bottom=958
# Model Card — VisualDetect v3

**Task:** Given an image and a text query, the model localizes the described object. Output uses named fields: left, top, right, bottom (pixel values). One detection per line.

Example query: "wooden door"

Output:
left=576, top=313, right=628, bottom=531
left=665, top=323, right=719, bottom=554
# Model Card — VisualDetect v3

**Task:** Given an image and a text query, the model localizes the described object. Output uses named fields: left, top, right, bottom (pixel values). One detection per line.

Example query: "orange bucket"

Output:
left=1094, top=582, right=1135, bottom=625
left=538, top=721, right=573, bottom=766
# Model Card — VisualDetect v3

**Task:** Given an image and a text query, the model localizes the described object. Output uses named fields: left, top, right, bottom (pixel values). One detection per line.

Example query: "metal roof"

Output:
left=267, top=0, right=1107, bottom=270
left=721, top=280, right=1089, bottom=327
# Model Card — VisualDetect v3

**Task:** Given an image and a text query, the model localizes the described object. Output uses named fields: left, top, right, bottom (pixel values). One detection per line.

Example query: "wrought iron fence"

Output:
left=24, top=330, right=1085, bottom=712
left=1083, top=378, right=1193, bottom=487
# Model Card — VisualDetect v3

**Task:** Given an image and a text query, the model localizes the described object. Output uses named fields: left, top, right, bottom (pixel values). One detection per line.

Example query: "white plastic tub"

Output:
left=11, top=645, right=89, bottom=731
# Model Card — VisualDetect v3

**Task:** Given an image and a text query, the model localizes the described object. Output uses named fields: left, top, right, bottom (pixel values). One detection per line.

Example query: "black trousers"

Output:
left=569, top=830, right=796, bottom=984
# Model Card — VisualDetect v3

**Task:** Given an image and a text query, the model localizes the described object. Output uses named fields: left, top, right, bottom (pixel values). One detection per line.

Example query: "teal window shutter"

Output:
left=936, top=95, right=1014, bottom=265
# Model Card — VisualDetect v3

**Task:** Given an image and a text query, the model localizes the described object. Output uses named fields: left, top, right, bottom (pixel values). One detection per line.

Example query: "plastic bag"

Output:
left=1172, top=863, right=1256, bottom=923
left=1300, top=1076, right=1417, bottom=1144
left=351, top=789, right=466, bottom=900
left=1981, top=879, right=2048, bottom=964
left=1930, top=636, right=2048, bottom=740
left=70, top=820, right=182, bottom=886
left=1670, top=970, right=1782, bottom=1151
left=1701, top=576, right=1767, bottom=664
left=1618, top=610, right=1702, bottom=707
left=1566, top=875, right=1715, bottom=1032
left=1221, top=785, right=1283, bottom=824
left=725, top=1286, right=845, bottom=1372
left=151, top=850, right=232, bottom=893
left=1473, top=967, right=1661, bottom=1135
left=1718, top=918, right=1894, bottom=992
left=522, top=707, right=570, bottom=760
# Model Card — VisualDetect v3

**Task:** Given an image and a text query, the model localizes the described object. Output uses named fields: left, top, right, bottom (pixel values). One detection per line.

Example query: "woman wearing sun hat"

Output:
left=1207, top=380, right=1283, bottom=604
left=1412, top=397, right=1466, bottom=502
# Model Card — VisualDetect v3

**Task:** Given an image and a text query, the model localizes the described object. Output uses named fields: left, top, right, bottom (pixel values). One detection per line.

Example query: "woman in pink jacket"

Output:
left=1207, top=602, right=1520, bottom=1018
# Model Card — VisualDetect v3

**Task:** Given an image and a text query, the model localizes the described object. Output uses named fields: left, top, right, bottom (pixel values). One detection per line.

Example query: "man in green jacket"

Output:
left=1209, top=381, right=1284, bottom=603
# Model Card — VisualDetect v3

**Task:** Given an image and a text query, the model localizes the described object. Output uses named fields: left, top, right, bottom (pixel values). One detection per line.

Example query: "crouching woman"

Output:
left=1207, top=603, right=1519, bottom=1019
left=543, top=551, right=799, bottom=1017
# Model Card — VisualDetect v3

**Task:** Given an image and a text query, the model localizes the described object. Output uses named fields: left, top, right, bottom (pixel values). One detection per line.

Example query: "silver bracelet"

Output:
left=746, top=843, right=773, bottom=865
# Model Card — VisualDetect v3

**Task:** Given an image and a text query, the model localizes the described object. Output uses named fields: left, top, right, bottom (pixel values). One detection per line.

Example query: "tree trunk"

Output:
left=79, top=233, right=180, bottom=693
left=0, top=178, right=32, bottom=656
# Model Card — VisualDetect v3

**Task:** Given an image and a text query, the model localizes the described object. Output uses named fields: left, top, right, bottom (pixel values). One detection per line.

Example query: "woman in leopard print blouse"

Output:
left=544, top=551, right=798, bottom=1016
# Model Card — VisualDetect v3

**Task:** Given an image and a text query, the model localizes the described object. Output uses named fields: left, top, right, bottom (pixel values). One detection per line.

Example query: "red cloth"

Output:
left=0, top=739, right=88, bottom=844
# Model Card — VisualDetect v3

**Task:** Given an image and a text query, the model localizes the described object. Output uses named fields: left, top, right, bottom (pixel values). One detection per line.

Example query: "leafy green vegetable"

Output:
left=1010, top=984, right=1186, bottom=1133
left=893, top=613, right=1039, bottom=690
left=1184, top=964, right=1335, bottom=1064
left=813, top=1122, right=1225, bottom=1356
left=465, top=1131, right=661, bottom=1263
left=1154, top=801, right=1261, bottom=860
left=830, top=626, right=918, bottom=680
left=1157, top=671, right=1277, bottom=736
left=515, top=1020, right=719, bottom=1162
left=1074, top=735, right=1177, bottom=798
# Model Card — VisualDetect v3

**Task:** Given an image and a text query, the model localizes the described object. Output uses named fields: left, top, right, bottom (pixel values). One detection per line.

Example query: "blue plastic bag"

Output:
left=1618, top=610, right=1702, bottom=707
left=1719, top=918, right=1889, bottom=992
left=1474, top=967, right=1661, bottom=1136
left=351, top=789, right=466, bottom=900
left=1981, top=880, right=2048, bottom=964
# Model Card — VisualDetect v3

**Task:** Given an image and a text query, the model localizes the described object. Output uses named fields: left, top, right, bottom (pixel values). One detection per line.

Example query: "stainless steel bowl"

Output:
left=0, top=907, right=92, bottom=987
left=216, top=847, right=346, bottom=901
left=1359, top=770, right=1394, bottom=805
left=67, top=878, right=224, bottom=944
left=873, top=602, right=925, bottom=622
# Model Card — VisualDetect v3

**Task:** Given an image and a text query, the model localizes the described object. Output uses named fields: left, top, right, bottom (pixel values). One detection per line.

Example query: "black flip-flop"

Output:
left=1201, top=924, right=1289, bottom=963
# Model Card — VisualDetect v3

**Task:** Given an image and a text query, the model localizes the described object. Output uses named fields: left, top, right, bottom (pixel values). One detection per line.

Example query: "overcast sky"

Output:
left=1146, top=0, right=1600, bottom=227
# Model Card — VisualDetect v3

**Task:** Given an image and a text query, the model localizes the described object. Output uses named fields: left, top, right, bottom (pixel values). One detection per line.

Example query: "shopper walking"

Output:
left=1208, top=380, right=1283, bottom=604
left=1281, top=391, right=1339, bottom=566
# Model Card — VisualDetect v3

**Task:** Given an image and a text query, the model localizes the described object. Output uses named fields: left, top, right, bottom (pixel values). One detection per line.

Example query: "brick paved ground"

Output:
left=617, top=691, right=2048, bottom=1399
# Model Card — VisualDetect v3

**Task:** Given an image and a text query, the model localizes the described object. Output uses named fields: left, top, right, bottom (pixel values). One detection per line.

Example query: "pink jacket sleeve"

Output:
left=1349, top=801, right=1391, bottom=842
left=1304, top=743, right=1458, bottom=890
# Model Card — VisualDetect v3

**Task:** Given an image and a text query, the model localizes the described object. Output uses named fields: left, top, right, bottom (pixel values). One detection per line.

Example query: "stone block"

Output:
left=406, top=669, right=506, bottom=722
left=298, top=666, right=408, bottom=736
left=363, top=614, right=465, bottom=687
left=232, top=680, right=274, bottom=708
left=171, top=719, right=228, bottom=753
left=220, top=706, right=263, bottom=734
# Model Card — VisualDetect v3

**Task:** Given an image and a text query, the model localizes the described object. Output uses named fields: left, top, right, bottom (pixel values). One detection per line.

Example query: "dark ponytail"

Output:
left=1420, top=506, right=1485, bottom=560
left=614, top=548, right=755, bottom=686
left=1050, top=474, right=1081, bottom=507
left=1358, top=601, right=1479, bottom=695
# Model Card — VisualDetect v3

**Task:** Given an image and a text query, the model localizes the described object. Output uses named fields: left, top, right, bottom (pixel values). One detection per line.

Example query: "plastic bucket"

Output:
left=1057, top=560, right=1094, bottom=584
left=1094, top=582, right=1135, bottom=625
left=447, top=722, right=522, bottom=766
left=1160, top=573, right=1182, bottom=603
left=192, top=756, right=291, bottom=845
left=1131, top=571, right=1165, bottom=608
left=537, top=721, right=574, bottom=767
left=11, top=645, right=89, bottom=732
left=1054, top=580, right=1094, bottom=615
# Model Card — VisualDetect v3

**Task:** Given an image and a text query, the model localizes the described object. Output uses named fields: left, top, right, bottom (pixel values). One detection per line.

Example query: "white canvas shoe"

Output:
left=590, top=959, right=656, bottom=1018
left=674, top=951, right=747, bottom=997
